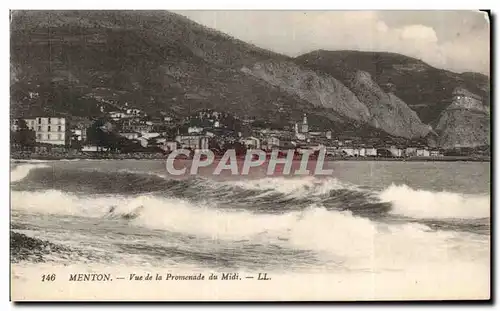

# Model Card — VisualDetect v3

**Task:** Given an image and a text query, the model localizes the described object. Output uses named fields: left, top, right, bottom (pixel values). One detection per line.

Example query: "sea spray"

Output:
left=379, top=184, right=490, bottom=219
left=11, top=163, right=50, bottom=182
left=11, top=188, right=488, bottom=272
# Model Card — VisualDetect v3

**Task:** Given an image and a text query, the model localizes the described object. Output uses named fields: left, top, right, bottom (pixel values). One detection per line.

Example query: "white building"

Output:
left=119, top=132, right=140, bottom=140
left=341, top=147, right=356, bottom=157
left=416, top=149, right=430, bottom=157
left=71, top=129, right=84, bottom=141
left=25, top=117, right=68, bottom=145
left=241, top=136, right=261, bottom=149
left=126, top=108, right=142, bottom=116
left=405, top=147, right=418, bottom=157
left=188, top=126, right=204, bottom=134
left=175, top=135, right=209, bottom=150
left=389, top=146, right=404, bottom=157
left=365, top=148, right=377, bottom=157
left=359, top=148, right=366, bottom=157
left=294, top=114, right=309, bottom=141
left=109, top=111, right=128, bottom=121
left=82, top=145, right=110, bottom=152
left=300, top=114, right=309, bottom=133
left=267, top=136, right=280, bottom=149
left=430, top=150, right=443, bottom=157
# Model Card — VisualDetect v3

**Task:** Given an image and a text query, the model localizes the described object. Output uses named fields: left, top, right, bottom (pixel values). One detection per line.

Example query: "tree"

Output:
left=11, top=119, right=35, bottom=148
left=70, top=134, right=83, bottom=151
left=86, top=120, right=108, bottom=151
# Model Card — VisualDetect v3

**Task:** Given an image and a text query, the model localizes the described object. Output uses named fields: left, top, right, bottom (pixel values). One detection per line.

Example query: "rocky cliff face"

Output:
left=295, top=50, right=490, bottom=124
left=346, top=71, right=431, bottom=139
left=435, top=111, right=490, bottom=148
left=242, top=61, right=371, bottom=122
left=434, top=88, right=490, bottom=148
left=295, top=50, right=490, bottom=147
left=245, top=61, right=431, bottom=139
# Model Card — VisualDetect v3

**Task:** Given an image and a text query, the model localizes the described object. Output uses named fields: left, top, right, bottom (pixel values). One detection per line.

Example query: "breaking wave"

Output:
left=379, top=184, right=490, bottom=220
left=11, top=189, right=301, bottom=238
left=10, top=164, right=50, bottom=183
left=12, top=166, right=359, bottom=196
left=12, top=164, right=489, bottom=222
left=9, top=160, right=491, bottom=286
left=226, top=176, right=364, bottom=198
left=11, top=189, right=488, bottom=270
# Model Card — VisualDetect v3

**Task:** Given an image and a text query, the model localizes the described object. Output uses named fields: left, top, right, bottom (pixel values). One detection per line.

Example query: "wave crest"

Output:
left=379, top=184, right=490, bottom=219
left=11, top=164, right=50, bottom=182
left=227, top=176, right=362, bottom=198
left=11, top=189, right=488, bottom=270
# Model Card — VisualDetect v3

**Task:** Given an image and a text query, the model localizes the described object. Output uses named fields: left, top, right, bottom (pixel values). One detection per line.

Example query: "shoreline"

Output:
left=10, top=153, right=491, bottom=163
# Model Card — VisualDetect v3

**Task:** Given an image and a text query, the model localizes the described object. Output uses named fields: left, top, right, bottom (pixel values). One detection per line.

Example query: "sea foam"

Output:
left=11, top=164, right=50, bottom=183
left=11, top=188, right=489, bottom=271
left=379, top=184, right=490, bottom=219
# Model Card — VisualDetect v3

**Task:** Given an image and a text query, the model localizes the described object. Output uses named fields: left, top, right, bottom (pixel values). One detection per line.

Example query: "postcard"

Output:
left=10, top=9, right=490, bottom=301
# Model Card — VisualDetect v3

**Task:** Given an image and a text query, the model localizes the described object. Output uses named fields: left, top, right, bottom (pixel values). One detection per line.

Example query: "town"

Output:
left=10, top=98, right=488, bottom=161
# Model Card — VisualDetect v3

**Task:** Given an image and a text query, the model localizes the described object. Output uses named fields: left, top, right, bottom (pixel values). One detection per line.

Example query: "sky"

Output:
left=175, top=10, right=490, bottom=75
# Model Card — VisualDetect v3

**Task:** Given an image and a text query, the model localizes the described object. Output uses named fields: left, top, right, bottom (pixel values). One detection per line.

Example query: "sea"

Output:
left=10, top=159, right=491, bottom=300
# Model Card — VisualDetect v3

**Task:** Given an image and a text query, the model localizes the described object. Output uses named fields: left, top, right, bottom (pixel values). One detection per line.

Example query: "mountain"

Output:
left=295, top=50, right=490, bottom=147
left=243, top=60, right=431, bottom=139
left=295, top=50, right=490, bottom=124
left=10, top=11, right=490, bottom=148
left=10, top=10, right=379, bottom=136
left=434, top=87, right=490, bottom=148
left=10, top=10, right=291, bottom=118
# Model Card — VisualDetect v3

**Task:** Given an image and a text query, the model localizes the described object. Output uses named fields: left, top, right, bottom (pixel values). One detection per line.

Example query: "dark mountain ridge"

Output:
left=10, top=10, right=490, bottom=148
left=295, top=50, right=490, bottom=124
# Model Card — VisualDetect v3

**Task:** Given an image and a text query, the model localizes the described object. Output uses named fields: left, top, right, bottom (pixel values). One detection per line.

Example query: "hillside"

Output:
left=295, top=50, right=490, bottom=147
left=10, top=11, right=290, bottom=118
left=10, top=11, right=490, bottom=147
left=435, top=109, right=490, bottom=149
left=10, top=10, right=378, bottom=135
left=243, top=61, right=431, bottom=139
left=295, top=50, right=490, bottom=124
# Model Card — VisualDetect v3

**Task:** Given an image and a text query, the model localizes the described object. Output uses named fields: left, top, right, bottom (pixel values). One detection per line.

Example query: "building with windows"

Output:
left=241, top=136, right=261, bottom=149
left=416, top=148, right=430, bottom=157
left=188, top=126, right=204, bottom=134
left=300, top=114, right=309, bottom=133
left=11, top=119, right=23, bottom=132
left=24, top=117, right=68, bottom=145
left=70, top=129, right=84, bottom=142
left=119, top=132, right=141, bottom=140
left=294, top=114, right=309, bottom=141
left=430, top=149, right=443, bottom=157
left=266, top=136, right=280, bottom=149
left=294, top=114, right=309, bottom=134
left=389, top=146, right=404, bottom=157
left=175, top=134, right=210, bottom=150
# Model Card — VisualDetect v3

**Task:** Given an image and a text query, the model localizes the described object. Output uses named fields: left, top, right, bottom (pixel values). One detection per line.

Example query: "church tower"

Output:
left=301, top=113, right=308, bottom=133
